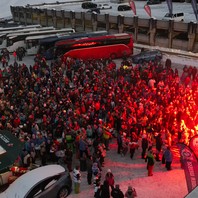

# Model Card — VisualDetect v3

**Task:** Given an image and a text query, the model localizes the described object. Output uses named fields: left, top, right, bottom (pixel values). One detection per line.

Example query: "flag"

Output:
left=177, top=143, right=198, bottom=193
left=189, top=135, right=198, bottom=160
left=166, top=0, right=173, bottom=16
left=129, top=0, right=136, bottom=16
left=191, top=0, right=198, bottom=21
left=144, top=4, right=152, bottom=18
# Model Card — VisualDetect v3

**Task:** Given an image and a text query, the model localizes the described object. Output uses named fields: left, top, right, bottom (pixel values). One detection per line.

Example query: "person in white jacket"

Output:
left=73, top=165, right=81, bottom=193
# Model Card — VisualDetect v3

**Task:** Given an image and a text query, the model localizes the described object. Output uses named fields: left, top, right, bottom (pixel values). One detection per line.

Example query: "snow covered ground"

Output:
left=69, top=138, right=188, bottom=198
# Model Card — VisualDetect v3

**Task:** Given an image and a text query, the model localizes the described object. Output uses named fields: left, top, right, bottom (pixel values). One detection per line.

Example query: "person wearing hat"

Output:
left=111, top=184, right=124, bottom=198
left=105, top=169, right=115, bottom=189
left=125, top=185, right=137, bottom=198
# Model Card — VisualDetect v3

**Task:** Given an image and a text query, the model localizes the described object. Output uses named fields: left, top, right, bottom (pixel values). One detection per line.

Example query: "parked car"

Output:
left=98, top=3, right=112, bottom=10
left=87, top=7, right=101, bottom=14
left=146, top=0, right=161, bottom=5
left=117, top=5, right=131, bottom=11
left=162, top=12, right=184, bottom=22
left=0, top=165, right=72, bottom=198
left=131, top=49, right=162, bottom=64
left=81, top=2, right=97, bottom=9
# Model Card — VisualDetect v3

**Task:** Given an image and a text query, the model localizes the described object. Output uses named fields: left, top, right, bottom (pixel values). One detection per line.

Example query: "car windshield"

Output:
left=164, top=13, right=173, bottom=17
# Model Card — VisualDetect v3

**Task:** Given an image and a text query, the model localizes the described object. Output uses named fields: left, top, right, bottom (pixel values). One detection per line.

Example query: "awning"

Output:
left=0, top=130, right=24, bottom=174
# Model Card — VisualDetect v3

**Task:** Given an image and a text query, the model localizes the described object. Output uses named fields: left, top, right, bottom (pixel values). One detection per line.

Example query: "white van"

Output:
left=163, top=12, right=184, bottom=22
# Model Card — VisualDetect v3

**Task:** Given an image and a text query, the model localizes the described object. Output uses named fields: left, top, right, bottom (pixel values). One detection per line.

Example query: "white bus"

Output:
left=0, top=24, right=42, bottom=32
left=0, top=26, right=55, bottom=50
left=6, top=28, right=75, bottom=53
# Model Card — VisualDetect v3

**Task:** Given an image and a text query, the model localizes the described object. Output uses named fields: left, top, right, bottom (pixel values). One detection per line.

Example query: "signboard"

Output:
left=177, top=143, right=198, bottom=193
left=0, top=130, right=24, bottom=173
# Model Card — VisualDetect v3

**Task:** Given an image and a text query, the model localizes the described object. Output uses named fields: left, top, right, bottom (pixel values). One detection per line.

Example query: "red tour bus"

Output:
left=54, top=33, right=133, bottom=60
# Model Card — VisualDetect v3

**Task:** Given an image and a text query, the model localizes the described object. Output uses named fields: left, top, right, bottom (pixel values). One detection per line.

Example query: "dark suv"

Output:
left=117, top=5, right=131, bottom=11
left=82, top=2, right=97, bottom=9
left=131, top=50, right=162, bottom=64
left=146, top=0, right=161, bottom=5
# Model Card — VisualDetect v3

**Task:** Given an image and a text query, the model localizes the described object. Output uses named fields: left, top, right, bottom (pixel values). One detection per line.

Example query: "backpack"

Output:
left=126, top=189, right=137, bottom=198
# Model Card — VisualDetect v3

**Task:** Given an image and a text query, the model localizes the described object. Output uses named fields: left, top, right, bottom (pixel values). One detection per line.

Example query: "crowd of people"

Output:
left=0, top=48, right=197, bottom=196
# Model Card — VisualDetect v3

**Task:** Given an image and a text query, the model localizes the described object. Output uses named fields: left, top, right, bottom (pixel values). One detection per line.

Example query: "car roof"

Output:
left=131, top=50, right=161, bottom=58
left=0, top=165, right=65, bottom=198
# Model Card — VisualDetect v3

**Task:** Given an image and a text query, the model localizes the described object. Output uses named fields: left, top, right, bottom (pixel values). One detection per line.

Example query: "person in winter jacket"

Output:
left=141, top=134, right=149, bottom=159
left=111, top=184, right=124, bottom=198
left=100, top=180, right=110, bottom=198
left=145, top=149, right=155, bottom=176
left=92, top=162, right=101, bottom=176
left=155, top=133, right=163, bottom=161
left=129, top=132, right=139, bottom=160
left=105, top=169, right=115, bottom=189
left=163, top=146, right=173, bottom=170
left=121, top=133, right=129, bottom=156
left=87, top=155, right=93, bottom=185
left=125, top=185, right=137, bottom=198
left=117, top=132, right=122, bottom=154
left=79, top=136, right=89, bottom=158
left=73, top=165, right=81, bottom=193
left=94, top=177, right=101, bottom=198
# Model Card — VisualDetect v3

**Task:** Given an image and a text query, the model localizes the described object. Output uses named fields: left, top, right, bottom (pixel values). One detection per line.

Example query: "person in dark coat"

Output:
left=100, top=180, right=110, bottom=198
left=40, top=141, right=47, bottom=166
left=94, top=177, right=101, bottom=198
left=163, top=146, right=173, bottom=171
left=129, top=132, right=139, bottom=159
left=79, top=136, right=89, bottom=158
left=64, top=148, right=73, bottom=172
left=125, top=185, right=137, bottom=198
left=155, top=133, right=163, bottom=161
left=105, top=169, right=115, bottom=189
left=117, top=132, right=122, bottom=154
left=86, top=155, right=93, bottom=185
left=111, top=184, right=124, bottom=198
left=141, top=134, right=148, bottom=159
